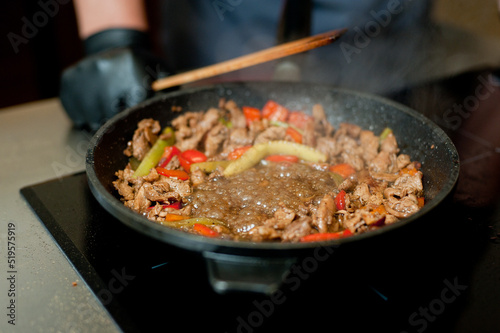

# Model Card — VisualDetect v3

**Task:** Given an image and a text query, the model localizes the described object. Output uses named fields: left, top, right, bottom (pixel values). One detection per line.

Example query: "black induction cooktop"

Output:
left=21, top=171, right=500, bottom=333
left=21, top=70, right=500, bottom=332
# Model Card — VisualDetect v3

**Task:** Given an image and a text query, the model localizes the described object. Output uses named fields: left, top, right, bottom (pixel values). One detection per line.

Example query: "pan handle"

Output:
left=203, top=252, right=297, bottom=295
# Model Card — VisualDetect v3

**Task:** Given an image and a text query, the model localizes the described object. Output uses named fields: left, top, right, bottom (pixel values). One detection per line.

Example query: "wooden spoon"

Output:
left=151, top=28, right=347, bottom=91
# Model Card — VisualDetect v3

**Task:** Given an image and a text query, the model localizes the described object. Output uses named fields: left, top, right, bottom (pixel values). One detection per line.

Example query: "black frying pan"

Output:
left=86, top=82, right=459, bottom=293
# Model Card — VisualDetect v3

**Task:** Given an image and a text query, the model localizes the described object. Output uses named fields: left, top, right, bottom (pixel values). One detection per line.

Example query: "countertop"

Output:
left=0, top=99, right=120, bottom=332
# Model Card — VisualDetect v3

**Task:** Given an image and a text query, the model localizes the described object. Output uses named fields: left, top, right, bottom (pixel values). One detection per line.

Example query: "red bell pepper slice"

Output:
left=287, top=111, right=313, bottom=130
left=193, top=223, right=219, bottom=237
left=265, top=155, right=299, bottom=163
left=155, top=167, right=189, bottom=180
left=285, top=126, right=302, bottom=144
left=165, top=214, right=190, bottom=222
left=178, top=149, right=207, bottom=172
left=157, top=146, right=181, bottom=168
left=300, top=229, right=353, bottom=242
left=329, top=163, right=356, bottom=179
left=227, top=146, right=252, bottom=160
left=261, top=100, right=289, bottom=122
left=335, top=190, right=347, bottom=210
left=242, top=106, right=261, bottom=126
left=166, top=201, right=182, bottom=209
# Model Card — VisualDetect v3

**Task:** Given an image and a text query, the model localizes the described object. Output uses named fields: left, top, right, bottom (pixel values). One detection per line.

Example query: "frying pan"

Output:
left=86, top=81, right=459, bottom=294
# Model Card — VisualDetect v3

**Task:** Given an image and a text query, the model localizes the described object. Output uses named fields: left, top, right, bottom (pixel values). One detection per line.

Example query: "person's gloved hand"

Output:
left=60, top=29, right=169, bottom=131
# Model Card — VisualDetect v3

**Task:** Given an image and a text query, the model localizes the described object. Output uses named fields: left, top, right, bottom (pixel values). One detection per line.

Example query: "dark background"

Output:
left=0, top=0, right=162, bottom=109
left=1, top=0, right=499, bottom=109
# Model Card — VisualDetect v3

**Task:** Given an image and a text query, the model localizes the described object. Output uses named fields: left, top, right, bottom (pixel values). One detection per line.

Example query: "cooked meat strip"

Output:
left=281, top=217, right=313, bottom=242
left=163, top=177, right=192, bottom=198
left=312, top=104, right=334, bottom=136
left=223, top=100, right=247, bottom=129
left=393, top=171, right=423, bottom=196
left=174, top=108, right=221, bottom=151
left=396, top=154, right=411, bottom=170
left=204, top=123, right=229, bottom=158
left=248, top=119, right=268, bottom=138
left=341, top=211, right=367, bottom=233
left=384, top=193, right=419, bottom=218
left=315, top=137, right=337, bottom=160
left=302, top=119, right=317, bottom=147
left=248, top=225, right=281, bottom=241
left=229, top=127, right=253, bottom=147
left=334, top=122, right=362, bottom=140
left=143, top=167, right=160, bottom=183
left=143, top=182, right=180, bottom=202
left=190, top=167, right=207, bottom=186
left=340, top=151, right=364, bottom=170
left=371, top=172, right=400, bottom=182
left=270, top=206, right=296, bottom=229
left=253, top=126, right=287, bottom=145
left=368, top=192, right=384, bottom=206
left=124, top=119, right=161, bottom=160
left=130, top=185, right=151, bottom=213
left=113, top=175, right=135, bottom=201
left=338, top=178, right=356, bottom=193
left=312, top=193, right=336, bottom=233
left=370, top=151, right=393, bottom=173
left=380, top=133, right=399, bottom=154
left=360, top=130, right=379, bottom=162
left=165, top=155, right=181, bottom=170
left=353, top=183, right=370, bottom=206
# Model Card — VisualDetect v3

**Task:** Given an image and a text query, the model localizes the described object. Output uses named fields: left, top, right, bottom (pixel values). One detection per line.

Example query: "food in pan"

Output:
left=113, top=99, right=424, bottom=242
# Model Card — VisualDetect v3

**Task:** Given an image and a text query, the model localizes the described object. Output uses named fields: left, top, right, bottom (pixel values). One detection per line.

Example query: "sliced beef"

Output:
left=204, top=123, right=229, bottom=157
left=353, top=183, right=370, bottom=206
left=334, top=122, right=362, bottom=140
left=315, top=137, right=337, bottom=160
left=302, top=119, right=317, bottom=147
left=341, top=211, right=367, bottom=233
left=130, top=185, right=151, bottom=213
left=163, top=177, right=192, bottom=198
left=113, top=175, right=135, bottom=201
left=380, top=133, right=399, bottom=154
left=229, top=127, right=253, bottom=146
left=282, top=217, right=313, bottom=242
left=190, top=167, right=207, bottom=186
left=312, top=193, right=336, bottom=233
left=254, top=126, right=287, bottom=145
left=173, top=108, right=221, bottom=151
left=143, top=181, right=179, bottom=202
left=370, top=151, right=396, bottom=173
left=393, top=171, right=423, bottom=196
left=360, top=130, right=379, bottom=162
left=396, top=154, right=411, bottom=170
left=223, top=99, right=246, bottom=129
left=384, top=193, right=419, bottom=218
left=312, top=104, right=334, bottom=136
left=124, top=118, right=161, bottom=161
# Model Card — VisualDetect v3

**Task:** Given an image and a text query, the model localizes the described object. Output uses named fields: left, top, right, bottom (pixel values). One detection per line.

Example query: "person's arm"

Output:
left=59, top=0, right=170, bottom=131
left=73, top=0, right=148, bottom=39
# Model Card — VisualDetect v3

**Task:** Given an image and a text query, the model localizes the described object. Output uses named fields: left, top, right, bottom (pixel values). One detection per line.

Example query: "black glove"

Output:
left=60, top=29, right=169, bottom=131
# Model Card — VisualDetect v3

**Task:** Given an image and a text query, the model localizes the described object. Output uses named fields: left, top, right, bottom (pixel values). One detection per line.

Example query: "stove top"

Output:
left=21, top=70, right=500, bottom=332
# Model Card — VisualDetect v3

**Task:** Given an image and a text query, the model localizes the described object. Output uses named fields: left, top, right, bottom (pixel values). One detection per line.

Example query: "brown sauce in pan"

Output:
left=186, top=162, right=337, bottom=233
